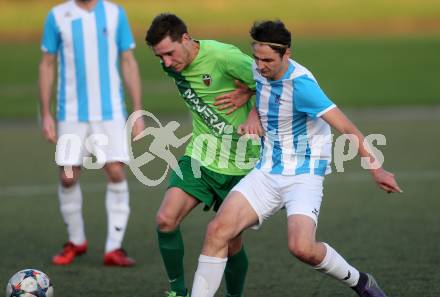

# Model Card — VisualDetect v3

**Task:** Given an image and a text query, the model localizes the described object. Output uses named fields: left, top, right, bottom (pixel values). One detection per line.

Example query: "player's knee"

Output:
left=107, top=170, right=125, bottom=183
left=288, top=240, right=316, bottom=264
left=60, top=174, right=78, bottom=188
left=205, top=219, right=220, bottom=238
left=156, top=210, right=178, bottom=232
left=105, top=163, right=125, bottom=183
left=206, top=219, right=231, bottom=246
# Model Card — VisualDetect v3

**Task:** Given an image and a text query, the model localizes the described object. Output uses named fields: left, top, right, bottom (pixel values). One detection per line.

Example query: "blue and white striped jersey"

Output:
left=254, top=59, right=336, bottom=176
left=41, top=0, right=135, bottom=122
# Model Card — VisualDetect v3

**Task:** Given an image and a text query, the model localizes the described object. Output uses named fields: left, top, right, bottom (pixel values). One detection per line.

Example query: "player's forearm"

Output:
left=121, top=53, right=142, bottom=111
left=342, top=126, right=375, bottom=164
left=38, top=58, right=55, bottom=117
left=323, top=107, right=381, bottom=170
left=124, top=71, right=142, bottom=111
left=248, top=105, right=258, bottom=119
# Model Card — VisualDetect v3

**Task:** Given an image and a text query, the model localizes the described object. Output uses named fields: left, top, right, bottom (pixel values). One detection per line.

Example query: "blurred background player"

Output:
left=145, top=13, right=260, bottom=297
left=190, top=20, right=402, bottom=297
left=38, top=0, right=144, bottom=266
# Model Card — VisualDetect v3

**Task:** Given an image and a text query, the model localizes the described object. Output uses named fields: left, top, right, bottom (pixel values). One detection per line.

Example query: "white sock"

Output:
left=58, top=183, right=86, bottom=245
left=314, top=243, right=360, bottom=287
left=105, top=180, right=130, bottom=253
left=191, top=255, right=227, bottom=297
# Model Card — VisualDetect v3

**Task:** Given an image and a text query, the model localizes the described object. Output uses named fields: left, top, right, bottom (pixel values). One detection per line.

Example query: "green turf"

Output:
left=0, top=108, right=439, bottom=296
left=1, top=35, right=440, bottom=119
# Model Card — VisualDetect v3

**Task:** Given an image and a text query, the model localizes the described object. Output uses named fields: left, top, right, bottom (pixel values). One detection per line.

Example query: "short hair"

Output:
left=145, top=13, right=188, bottom=46
left=250, top=20, right=292, bottom=57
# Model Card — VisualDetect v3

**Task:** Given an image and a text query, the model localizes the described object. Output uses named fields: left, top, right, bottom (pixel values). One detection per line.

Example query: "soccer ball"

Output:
left=5, top=269, right=53, bottom=297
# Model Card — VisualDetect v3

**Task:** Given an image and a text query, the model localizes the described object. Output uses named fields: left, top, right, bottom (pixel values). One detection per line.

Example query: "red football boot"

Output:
left=103, top=248, right=136, bottom=267
left=52, top=241, right=88, bottom=265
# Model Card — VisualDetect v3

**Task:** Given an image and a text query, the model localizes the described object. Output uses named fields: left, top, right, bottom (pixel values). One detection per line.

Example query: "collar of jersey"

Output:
left=73, top=0, right=102, bottom=15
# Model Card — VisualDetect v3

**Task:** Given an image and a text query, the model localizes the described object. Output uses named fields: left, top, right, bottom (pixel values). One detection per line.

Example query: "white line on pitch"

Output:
left=1, top=170, right=439, bottom=197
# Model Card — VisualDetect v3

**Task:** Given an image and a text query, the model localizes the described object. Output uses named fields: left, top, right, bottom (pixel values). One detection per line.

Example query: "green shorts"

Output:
left=168, top=155, right=245, bottom=211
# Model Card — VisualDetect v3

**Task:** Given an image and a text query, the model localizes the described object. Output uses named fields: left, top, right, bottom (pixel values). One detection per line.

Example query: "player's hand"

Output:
left=41, top=114, right=56, bottom=144
left=131, top=115, right=145, bottom=140
left=237, top=124, right=263, bottom=139
left=214, top=80, right=254, bottom=115
left=371, top=168, right=403, bottom=194
left=237, top=108, right=264, bottom=138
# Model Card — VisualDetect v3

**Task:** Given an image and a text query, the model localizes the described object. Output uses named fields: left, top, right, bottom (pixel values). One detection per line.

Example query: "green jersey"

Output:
left=163, top=40, right=260, bottom=175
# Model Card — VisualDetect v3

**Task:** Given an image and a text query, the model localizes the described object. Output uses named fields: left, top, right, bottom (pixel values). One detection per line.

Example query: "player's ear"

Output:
left=281, top=48, right=291, bottom=63
left=181, top=33, right=191, bottom=43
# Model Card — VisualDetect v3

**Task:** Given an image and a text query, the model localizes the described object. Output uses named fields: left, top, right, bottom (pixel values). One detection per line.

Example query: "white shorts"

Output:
left=55, top=120, right=129, bottom=167
left=232, top=168, right=324, bottom=228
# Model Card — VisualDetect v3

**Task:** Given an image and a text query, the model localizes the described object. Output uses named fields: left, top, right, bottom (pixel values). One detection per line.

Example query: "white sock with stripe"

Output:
left=105, top=180, right=130, bottom=253
left=314, top=243, right=360, bottom=287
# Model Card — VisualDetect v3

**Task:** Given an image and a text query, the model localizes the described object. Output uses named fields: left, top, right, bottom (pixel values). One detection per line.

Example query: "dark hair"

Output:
left=145, top=13, right=188, bottom=46
left=250, top=20, right=291, bottom=57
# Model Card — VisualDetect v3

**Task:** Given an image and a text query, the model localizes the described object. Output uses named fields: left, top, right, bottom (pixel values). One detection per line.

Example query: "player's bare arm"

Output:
left=38, top=52, right=57, bottom=144
left=237, top=106, right=264, bottom=137
left=120, top=50, right=145, bottom=138
left=214, top=80, right=255, bottom=114
left=322, top=107, right=403, bottom=193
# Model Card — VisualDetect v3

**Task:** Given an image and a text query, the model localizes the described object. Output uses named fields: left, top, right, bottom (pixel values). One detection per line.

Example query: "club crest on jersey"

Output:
left=202, top=74, right=212, bottom=87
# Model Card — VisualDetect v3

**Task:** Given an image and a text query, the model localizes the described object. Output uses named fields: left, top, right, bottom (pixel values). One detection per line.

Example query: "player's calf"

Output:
left=288, top=239, right=323, bottom=266
left=227, top=235, right=243, bottom=257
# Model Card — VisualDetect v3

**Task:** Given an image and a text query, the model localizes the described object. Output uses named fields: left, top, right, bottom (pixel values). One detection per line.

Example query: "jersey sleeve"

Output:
left=222, top=46, right=256, bottom=90
left=293, top=74, right=336, bottom=118
left=41, top=11, right=60, bottom=54
left=116, top=6, right=135, bottom=52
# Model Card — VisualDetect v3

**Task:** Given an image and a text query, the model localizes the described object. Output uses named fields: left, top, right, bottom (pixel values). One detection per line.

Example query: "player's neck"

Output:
left=188, top=40, right=200, bottom=65
left=75, top=0, right=99, bottom=11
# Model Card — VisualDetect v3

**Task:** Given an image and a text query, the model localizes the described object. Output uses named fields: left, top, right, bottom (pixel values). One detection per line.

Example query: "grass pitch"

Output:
left=0, top=108, right=439, bottom=296
left=1, top=35, right=440, bottom=120
left=1, top=1, right=439, bottom=295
